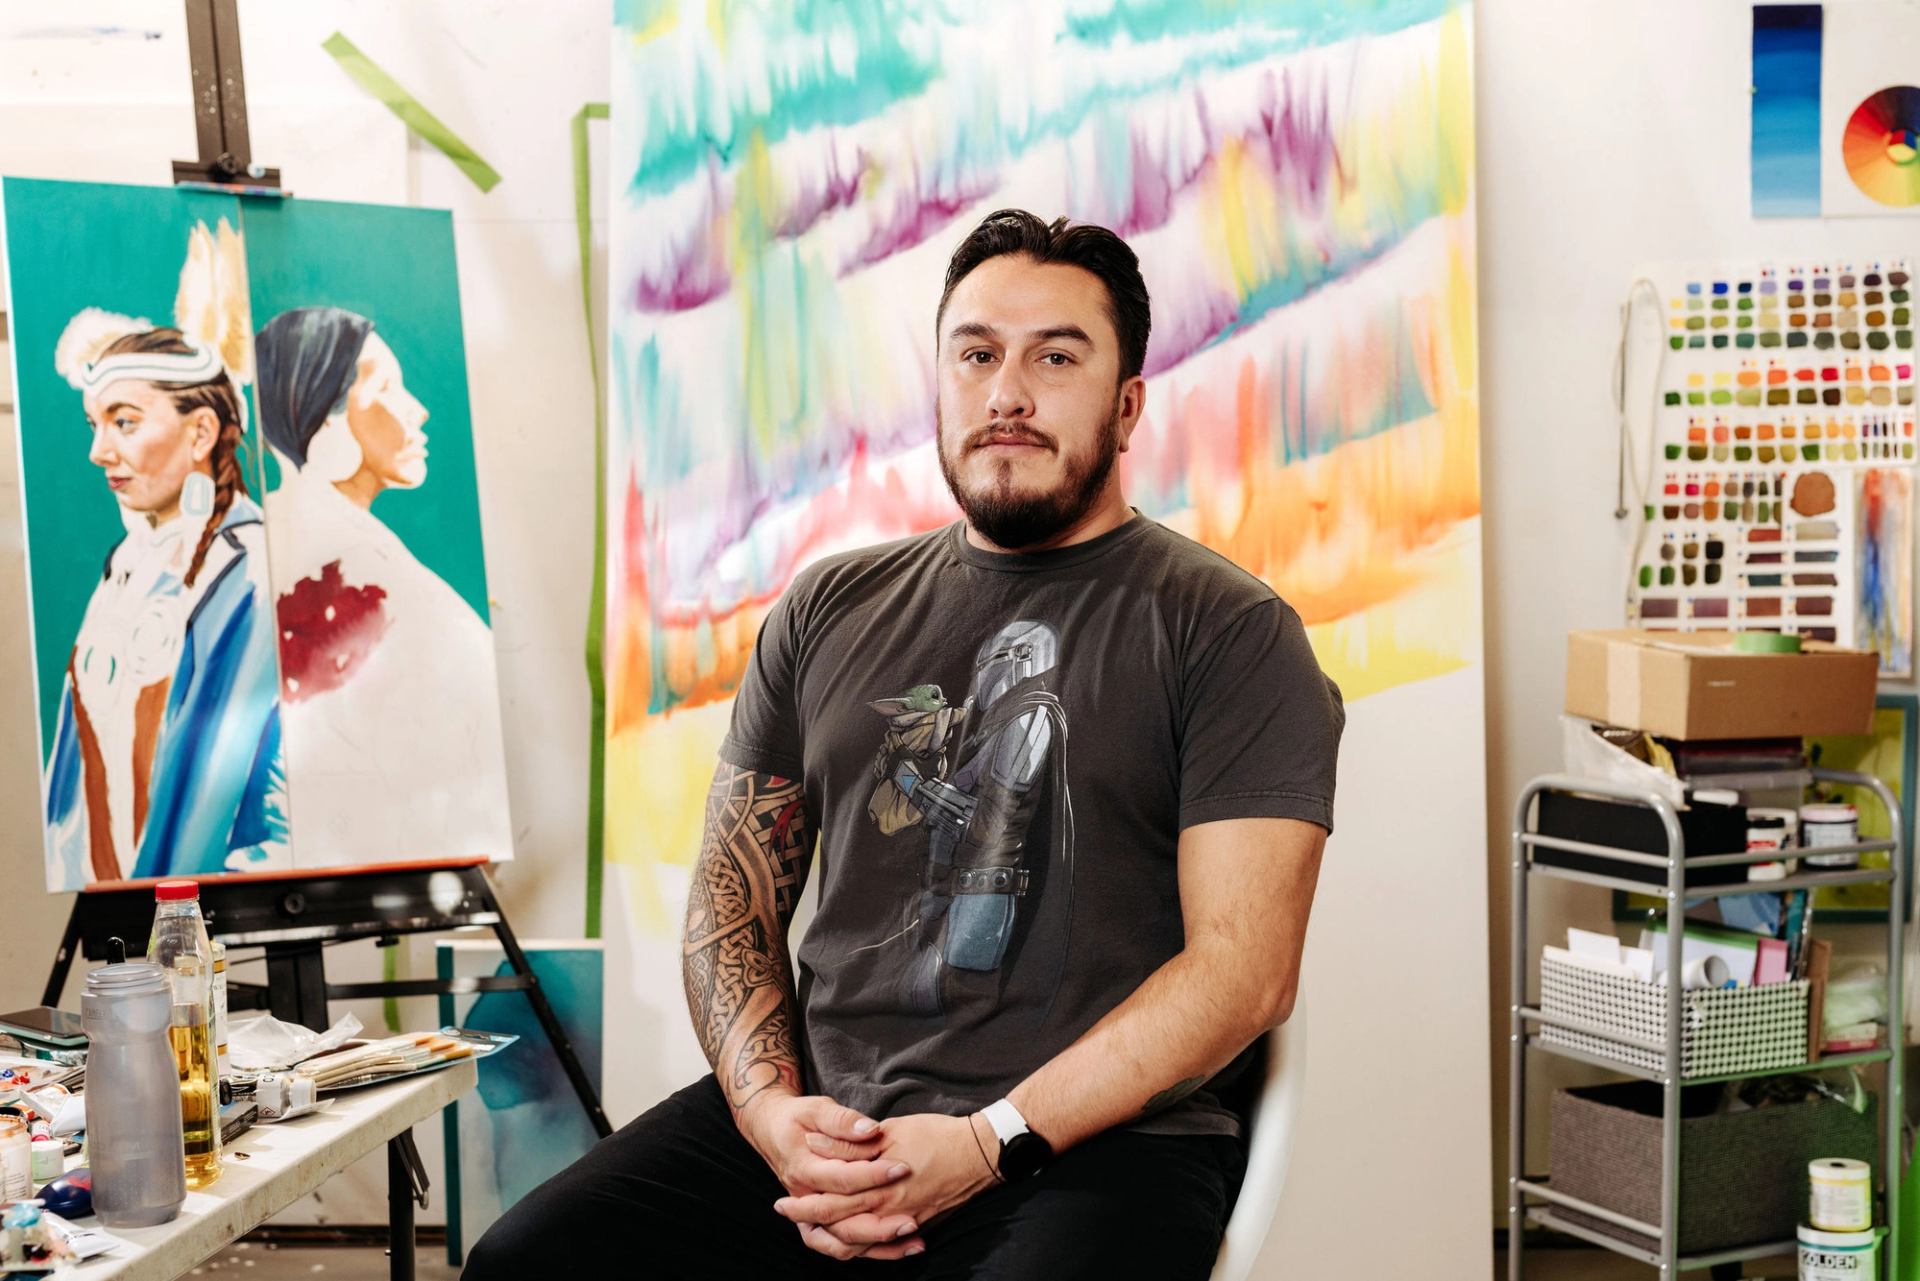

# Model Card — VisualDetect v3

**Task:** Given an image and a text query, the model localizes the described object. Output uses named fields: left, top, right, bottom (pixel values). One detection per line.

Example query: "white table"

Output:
left=59, top=1061, right=475, bottom=1281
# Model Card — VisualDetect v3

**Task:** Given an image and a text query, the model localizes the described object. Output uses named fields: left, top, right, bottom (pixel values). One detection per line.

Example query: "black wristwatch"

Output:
left=982, top=1098, right=1052, bottom=1180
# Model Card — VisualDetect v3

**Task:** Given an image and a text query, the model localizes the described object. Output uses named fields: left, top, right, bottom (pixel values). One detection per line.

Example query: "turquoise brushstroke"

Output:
left=1061, top=0, right=1462, bottom=46
left=624, top=1, right=936, bottom=196
left=622, top=2, right=1456, bottom=198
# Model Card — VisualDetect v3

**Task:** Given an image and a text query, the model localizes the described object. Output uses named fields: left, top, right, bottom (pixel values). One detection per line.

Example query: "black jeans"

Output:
left=462, top=1075, right=1244, bottom=1280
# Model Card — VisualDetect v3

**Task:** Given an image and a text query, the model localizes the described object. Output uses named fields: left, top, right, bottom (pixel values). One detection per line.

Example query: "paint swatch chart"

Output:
left=1627, top=259, right=1917, bottom=676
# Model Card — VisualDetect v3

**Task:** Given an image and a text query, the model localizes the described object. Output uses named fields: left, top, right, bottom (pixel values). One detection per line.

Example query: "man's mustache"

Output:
left=967, top=425, right=1057, bottom=452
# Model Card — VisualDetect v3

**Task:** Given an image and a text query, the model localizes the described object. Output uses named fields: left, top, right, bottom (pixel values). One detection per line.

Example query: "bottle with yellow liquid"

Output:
left=147, top=881, right=220, bottom=1190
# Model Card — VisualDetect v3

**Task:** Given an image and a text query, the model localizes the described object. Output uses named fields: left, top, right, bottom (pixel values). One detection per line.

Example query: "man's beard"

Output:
left=936, top=399, right=1123, bottom=551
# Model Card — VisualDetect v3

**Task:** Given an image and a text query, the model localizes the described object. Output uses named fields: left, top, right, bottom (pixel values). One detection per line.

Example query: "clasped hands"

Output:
left=738, top=1089, right=1002, bottom=1262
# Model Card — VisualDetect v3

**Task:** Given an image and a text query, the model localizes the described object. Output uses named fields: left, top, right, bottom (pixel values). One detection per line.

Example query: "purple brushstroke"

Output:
left=839, top=174, right=998, bottom=276
left=629, top=163, right=733, bottom=313
left=1255, top=67, right=1347, bottom=215
left=774, top=144, right=871, bottom=240
left=1117, top=130, right=1178, bottom=236
left=1143, top=287, right=1241, bottom=379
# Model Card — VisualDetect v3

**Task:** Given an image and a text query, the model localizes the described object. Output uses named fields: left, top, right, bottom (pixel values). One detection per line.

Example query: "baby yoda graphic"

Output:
left=866, top=684, right=971, bottom=835
left=857, top=621, right=1074, bottom=1018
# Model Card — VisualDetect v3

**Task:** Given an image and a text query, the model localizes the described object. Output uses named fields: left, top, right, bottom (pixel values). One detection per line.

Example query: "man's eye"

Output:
left=966, top=351, right=995, bottom=365
left=1041, top=353, right=1071, bottom=366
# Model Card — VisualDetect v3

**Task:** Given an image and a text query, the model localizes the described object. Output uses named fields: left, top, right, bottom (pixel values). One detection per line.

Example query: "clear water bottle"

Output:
left=81, top=963, right=186, bottom=1227
left=147, top=881, right=220, bottom=1188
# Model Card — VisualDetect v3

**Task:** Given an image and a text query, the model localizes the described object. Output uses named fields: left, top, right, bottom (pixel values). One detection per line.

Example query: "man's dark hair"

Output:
left=937, top=209, right=1151, bottom=381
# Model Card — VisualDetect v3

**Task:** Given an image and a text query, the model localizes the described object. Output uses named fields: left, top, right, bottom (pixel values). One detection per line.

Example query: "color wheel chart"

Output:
left=1628, top=259, right=1919, bottom=676
left=1843, top=86, right=1920, bottom=207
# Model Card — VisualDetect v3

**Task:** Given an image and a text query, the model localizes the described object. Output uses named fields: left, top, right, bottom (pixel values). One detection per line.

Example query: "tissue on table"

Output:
left=227, top=1012, right=363, bottom=1072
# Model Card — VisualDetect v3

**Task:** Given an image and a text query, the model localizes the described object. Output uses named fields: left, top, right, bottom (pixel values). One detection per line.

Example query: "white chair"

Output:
left=1210, top=992, right=1308, bottom=1281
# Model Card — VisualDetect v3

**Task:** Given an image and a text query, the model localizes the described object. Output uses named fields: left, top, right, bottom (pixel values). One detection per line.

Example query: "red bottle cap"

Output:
left=154, top=880, right=201, bottom=901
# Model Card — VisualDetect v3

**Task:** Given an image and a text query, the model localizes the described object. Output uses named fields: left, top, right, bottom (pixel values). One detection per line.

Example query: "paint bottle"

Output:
left=1798, top=1224, right=1880, bottom=1279
left=1747, top=808, right=1798, bottom=881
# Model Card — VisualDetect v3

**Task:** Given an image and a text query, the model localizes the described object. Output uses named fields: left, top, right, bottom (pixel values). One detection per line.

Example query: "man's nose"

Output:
left=985, top=362, right=1034, bottom=420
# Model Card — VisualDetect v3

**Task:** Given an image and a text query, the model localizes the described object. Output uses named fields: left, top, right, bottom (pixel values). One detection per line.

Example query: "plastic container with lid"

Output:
left=82, top=962, right=186, bottom=1228
left=1802, top=803, right=1861, bottom=869
left=0, top=1116, right=29, bottom=1202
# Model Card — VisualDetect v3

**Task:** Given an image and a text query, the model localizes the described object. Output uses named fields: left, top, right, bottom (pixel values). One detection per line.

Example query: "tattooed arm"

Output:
left=681, top=764, right=813, bottom=1117
left=680, top=763, right=922, bottom=1257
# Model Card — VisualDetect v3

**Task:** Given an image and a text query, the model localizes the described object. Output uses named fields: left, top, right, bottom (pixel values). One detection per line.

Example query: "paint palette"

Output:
left=1630, top=259, right=1919, bottom=674
left=1634, top=466, right=1853, bottom=642
left=1667, top=263, right=1914, bottom=354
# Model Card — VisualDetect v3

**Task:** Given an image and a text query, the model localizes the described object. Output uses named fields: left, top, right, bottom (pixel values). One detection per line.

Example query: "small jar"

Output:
left=29, top=1139, right=61, bottom=1185
left=1802, top=802, right=1861, bottom=868
left=0, top=1117, right=30, bottom=1202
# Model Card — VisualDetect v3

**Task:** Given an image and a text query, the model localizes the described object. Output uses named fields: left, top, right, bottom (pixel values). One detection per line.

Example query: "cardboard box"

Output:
left=1566, top=630, right=1878, bottom=741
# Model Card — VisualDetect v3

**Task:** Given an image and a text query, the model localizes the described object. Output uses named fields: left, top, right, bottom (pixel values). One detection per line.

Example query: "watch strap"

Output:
left=981, top=1098, right=1029, bottom=1146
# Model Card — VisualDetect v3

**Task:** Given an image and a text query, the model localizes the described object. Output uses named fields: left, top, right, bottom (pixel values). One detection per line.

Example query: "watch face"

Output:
left=1000, top=1131, right=1051, bottom=1180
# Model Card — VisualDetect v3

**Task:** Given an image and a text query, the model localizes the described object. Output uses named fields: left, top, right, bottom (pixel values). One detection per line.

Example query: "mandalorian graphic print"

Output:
left=863, top=619, right=1075, bottom=1016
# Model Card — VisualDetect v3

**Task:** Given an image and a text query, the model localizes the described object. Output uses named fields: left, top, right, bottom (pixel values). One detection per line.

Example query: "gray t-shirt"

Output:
left=720, top=514, right=1344, bottom=1136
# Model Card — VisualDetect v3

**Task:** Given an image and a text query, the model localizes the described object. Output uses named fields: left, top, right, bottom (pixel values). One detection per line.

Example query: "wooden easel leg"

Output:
left=465, top=868, right=613, bottom=1138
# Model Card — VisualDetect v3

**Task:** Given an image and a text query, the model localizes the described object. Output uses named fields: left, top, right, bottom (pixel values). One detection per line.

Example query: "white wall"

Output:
left=0, top=0, right=610, bottom=1226
left=1477, top=0, right=1915, bottom=1227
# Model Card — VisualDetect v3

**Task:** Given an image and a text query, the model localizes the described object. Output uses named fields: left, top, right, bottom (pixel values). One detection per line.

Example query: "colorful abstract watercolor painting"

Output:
left=607, top=0, right=1482, bottom=926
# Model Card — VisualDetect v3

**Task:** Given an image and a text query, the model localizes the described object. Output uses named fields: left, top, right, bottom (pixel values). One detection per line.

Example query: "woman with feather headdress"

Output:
left=42, top=220, right=288, bottom=885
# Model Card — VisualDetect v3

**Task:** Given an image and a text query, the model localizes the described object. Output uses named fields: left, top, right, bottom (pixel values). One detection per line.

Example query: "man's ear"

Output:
left=1116, top=375, right=1146, bottom=452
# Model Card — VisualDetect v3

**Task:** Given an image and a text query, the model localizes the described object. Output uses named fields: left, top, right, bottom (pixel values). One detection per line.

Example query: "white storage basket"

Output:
left=1539, top=953, right=1810, bottom=1078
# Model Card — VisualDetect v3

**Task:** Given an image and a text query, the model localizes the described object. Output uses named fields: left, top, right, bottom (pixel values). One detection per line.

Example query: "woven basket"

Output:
left=1539, top=954, right=1809, bottom=1077
left=1550, top=1081, right=1877, bottom=1254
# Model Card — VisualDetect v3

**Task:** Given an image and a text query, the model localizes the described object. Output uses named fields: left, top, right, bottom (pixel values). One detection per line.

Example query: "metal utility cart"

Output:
left=1508, top=770, right=1907, bottom=1278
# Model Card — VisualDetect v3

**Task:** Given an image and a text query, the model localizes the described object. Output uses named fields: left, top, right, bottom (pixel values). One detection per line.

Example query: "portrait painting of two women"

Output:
left=3, top=178, right=513, bottom=891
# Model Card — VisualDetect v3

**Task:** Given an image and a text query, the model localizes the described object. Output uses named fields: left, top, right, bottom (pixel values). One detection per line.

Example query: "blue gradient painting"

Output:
left=1752, top=4, right=1823, bottom=217
left=437, top=941, right=604, bottom=1265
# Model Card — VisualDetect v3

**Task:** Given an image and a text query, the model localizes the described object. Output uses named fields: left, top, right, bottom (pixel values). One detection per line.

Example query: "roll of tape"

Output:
left=1809, top=1158, right=1873, bottom=1232
left=1736, top=631, right=1804, bottom=653
left=1683, top=955, right=1731, bottom=990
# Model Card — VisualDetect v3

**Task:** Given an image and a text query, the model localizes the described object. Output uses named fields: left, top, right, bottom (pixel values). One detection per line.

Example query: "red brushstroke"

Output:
left=276, top=560, right=391, bottom=702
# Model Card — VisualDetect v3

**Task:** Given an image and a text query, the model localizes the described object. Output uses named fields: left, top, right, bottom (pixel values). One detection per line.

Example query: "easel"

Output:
left=35, top=8, right=612, bottom=1279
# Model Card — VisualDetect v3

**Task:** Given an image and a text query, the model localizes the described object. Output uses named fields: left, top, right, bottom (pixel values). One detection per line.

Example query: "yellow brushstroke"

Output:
left=1307, top=517, right=1481, bottom=700
left=627, top=0, right=679, bottom=45
left=606, top=700, right=735, bottom=927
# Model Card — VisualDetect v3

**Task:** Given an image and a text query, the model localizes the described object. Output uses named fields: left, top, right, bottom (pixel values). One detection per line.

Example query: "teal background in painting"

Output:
left=242, top=197, right=492, bottom=624
left=3, top=178, right=262, bottom=757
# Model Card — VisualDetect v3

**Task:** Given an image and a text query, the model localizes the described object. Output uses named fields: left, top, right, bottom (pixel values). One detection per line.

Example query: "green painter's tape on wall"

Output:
left=322, top=32, right=503, bottom=193
left=576, top=103, right=609, bottom=940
